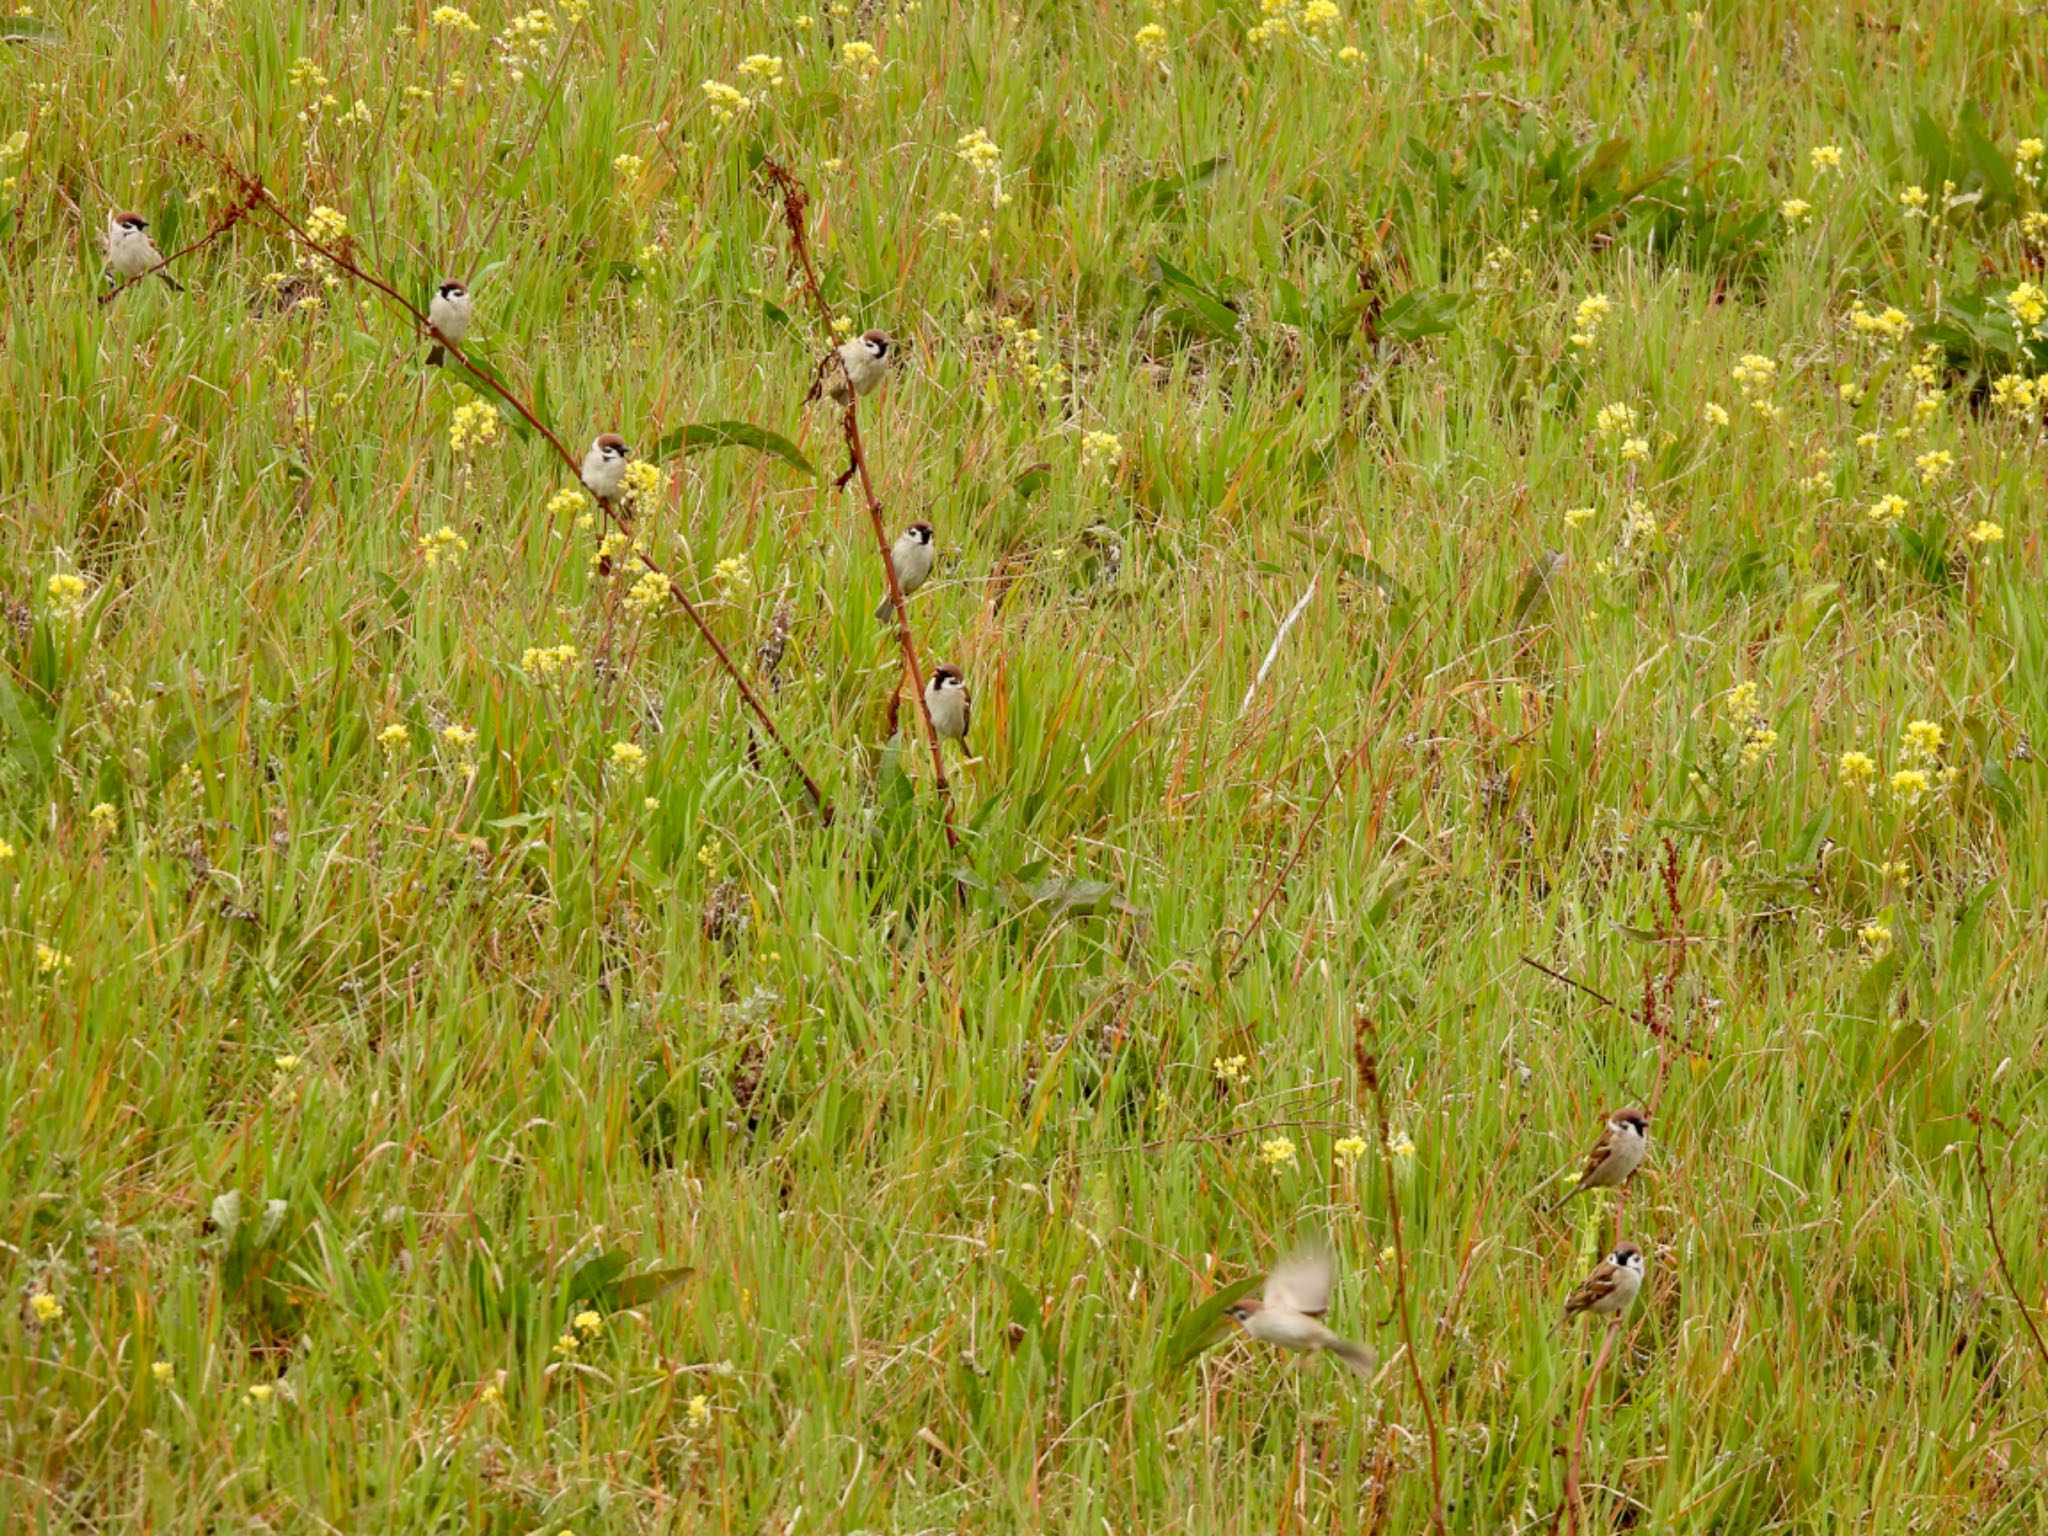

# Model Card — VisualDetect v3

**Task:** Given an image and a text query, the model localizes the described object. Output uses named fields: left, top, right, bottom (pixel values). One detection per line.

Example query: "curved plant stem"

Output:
left=1355, top=1017, right=1448, bottom=1536
left=187, top=136, right=831, bottom=821
left=759, top=157, right=958, bottom=849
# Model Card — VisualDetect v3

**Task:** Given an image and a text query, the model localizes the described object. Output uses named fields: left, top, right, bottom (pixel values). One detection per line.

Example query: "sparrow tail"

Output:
left=157, top=271, right=186, bottom=292
left=875, top=594, right=895, bottom=622
left=1327, top=1338, right=1377, bottom=1381
left=426, top=344, right=446, bottom=367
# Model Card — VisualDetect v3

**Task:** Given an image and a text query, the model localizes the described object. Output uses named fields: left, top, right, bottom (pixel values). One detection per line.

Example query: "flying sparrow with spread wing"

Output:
left=875, top=521, right=936, bottom=620
left=581, top=433, right=633, bottom=501
left=105, top=210, right=184, bottom=291
left=818, top=329, right=896, bottom=407
left=924, top=664, right=970, bottom=748
left=1553, top=1108, right=1650, bottom=1208
left=1562, top=1242, right=1645, bottom=1324
left=426, top=280, right=472, bottom=366
left=1226, top=1249, right=1377, bottom=1381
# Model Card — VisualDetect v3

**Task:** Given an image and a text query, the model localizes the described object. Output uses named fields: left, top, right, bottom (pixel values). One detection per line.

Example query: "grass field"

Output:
left=5, top=0, right=2048, bottom=1530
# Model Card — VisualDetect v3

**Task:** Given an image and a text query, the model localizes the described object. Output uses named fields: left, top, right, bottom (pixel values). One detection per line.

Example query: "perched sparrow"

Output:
left=875, top=521, right=936, bottom=620
left=1225, top=1250, right=1377, bottom=1382
left=105, top=210, right=183, bottom=291
left=924, top=664, right=971, bottom=747
left=581, top=433, right=633, bottom=501
left=1553, top=1108, right=1650, bottom=1208
left=426, top=280, right=472, bottom=366
left=820, top=329, right=896, bottom=407
left=1562, top=1242, right=1646, bottom=1324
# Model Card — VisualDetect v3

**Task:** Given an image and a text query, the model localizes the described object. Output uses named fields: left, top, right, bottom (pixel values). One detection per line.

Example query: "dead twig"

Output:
left=97, top=192, right=257, bottom=304
left=1355, top=1018, right=1448, bottom=1536
left=760, top=156, right=957, bottom=848
left=186, top=134, right=832, bottom=821
left=1968, top=1108, right=2048, bottom=1383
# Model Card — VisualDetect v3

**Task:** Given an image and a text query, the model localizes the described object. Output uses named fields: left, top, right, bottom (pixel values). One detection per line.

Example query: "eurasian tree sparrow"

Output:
left=875, top=521, right=936, bottom=620
left=1225, top=1250, right=1377, bottom=1382
left=924, top=664, right=971, bottom=747
left=581, top=433, right=633, bottom=501
left=105, top=210, right=183, bottom=291
left=820, top=329, right=896, bottom=407
left=1553, top=1108, right=1650, bottom=1208
left=1562, top=1242, right=1645, bottom=1324
left=426, top=280, right=472, bottom=366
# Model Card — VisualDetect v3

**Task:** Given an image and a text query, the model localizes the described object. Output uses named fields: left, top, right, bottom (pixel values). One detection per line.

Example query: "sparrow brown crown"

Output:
left=1612, top=1108, right=1649, bottom=1131
left=931, top=663, right=964, bottom=686
left=595, top=432, right=631, bottom=455
left=437, top=279, right=467, bottom=297
left=907, top=521, right=934, bottom=541
left=112, top=211, right=148, bottom=228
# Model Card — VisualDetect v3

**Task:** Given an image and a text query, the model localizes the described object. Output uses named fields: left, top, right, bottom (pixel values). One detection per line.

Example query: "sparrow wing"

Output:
left=1264, top=1251, right=1334, bottom=1317
left=1575, top=1123, right=1618, bottom=1185
left=1564, top=1258, right=1619, bottom=1317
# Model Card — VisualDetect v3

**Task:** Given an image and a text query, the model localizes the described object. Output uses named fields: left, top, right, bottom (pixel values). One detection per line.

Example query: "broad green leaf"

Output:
left=1163, top=1275, right=1261, bottom=1373
left=644, top=420, right=817, bottom=479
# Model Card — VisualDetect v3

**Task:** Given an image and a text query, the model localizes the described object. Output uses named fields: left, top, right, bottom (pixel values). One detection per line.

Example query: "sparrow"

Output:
left=820, top=329, right=896, bottom=407
left=105, top=210, right=184, bottom=291
left=581, top=433, right=633, bottom=501
left=1562, top=1242, right=1646, bottom=1324
left=924, top=664, right=971, bottom=747
left=1225, top=1249, right=1377, bottom=1382
left=1552, top=1108, right=1650, bottom=1208
left=426, top=280, right=472, bottom=366
left=874, top=521, right=936, bottom=620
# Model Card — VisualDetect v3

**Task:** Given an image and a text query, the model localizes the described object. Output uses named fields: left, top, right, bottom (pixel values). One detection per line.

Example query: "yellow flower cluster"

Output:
left=1866, top=493, right=1907, bottom=527
left=609, top=741, right=647, bottom=771
left=1257, top=1137, right=1297, bottom=1168
left=612, top=152, right=645, bottom=182
left=1780, top=198, right=1811, bottom=224
left=1211, top=1054, right=1249, bottom=1084
left=35, top=942, right=71, bottom=976
left=1333, top=1135, right=1367, bottom=1165
left=1594, top=402, right=1637, bottom=438
left=738, top=54, right=785, bottom=88
left=1247, top=0, right=1343, bottom=45
left=1569, top=292, right=1611, bottom=349
left=1809, top=144, right=1843, bottom=172
left=29, top=1293, right=62, bottom=1324
left=305, top=205, right=349, bottom=245
left=520, top=642, right=581, bottom=684
left=1079, top=430, right=1123, bottom=474
left=713, top=556, right=750, bottom=591
left=378, top=723, right=410, bottom=756
left=1990, top=373, right=2038, bottom=420
left=618, top=457, right=662, bottom=512
left=1134, top=22, right=1168, bottom=59
left=700, top=81, right=751, bottom=124
left=626, top=568, right=670, bottom=615
left=546, top=487, right=585, bottom=518
left=839, top=40, right=880, bottom=82
left=418, top=525, right=469, bottom=568
left=429, top=5, right=479, bottom=32
left=447, top=401, right=501, bottom=455
left=496, top=8, right=556, bottom=78
left=1837, top=750, right=1876, bottom=789
left=1849, top=302, right=1910, bottom=340
left=2003, top=282, right=2047, bottom=335
left=46, top=571, right=89, bottom=624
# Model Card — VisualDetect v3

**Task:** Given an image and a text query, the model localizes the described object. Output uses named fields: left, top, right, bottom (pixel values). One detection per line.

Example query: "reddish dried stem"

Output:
left=186, top=136, right=830, bottom=819
left=759, top=158, right=958, bottom=848
left=96, top=193, right=257, bottom=304
left=1355, top=1021, right=1449, bottom=1536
